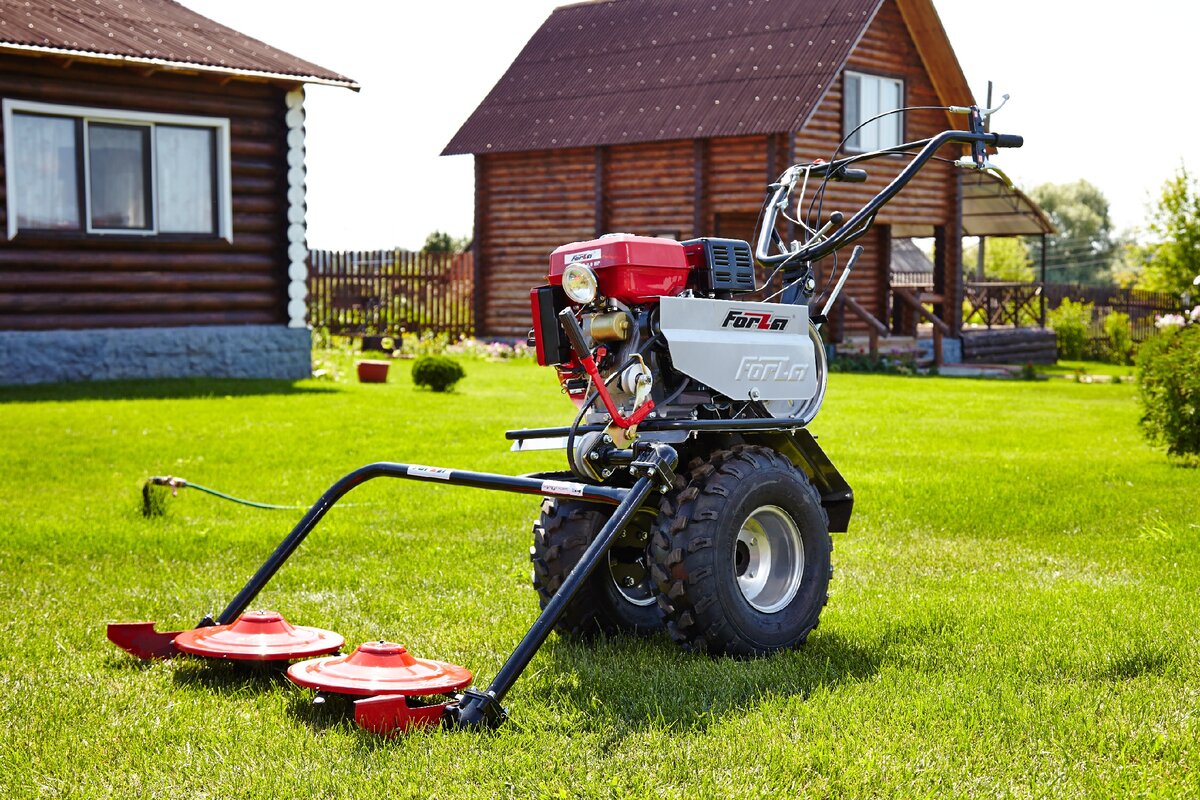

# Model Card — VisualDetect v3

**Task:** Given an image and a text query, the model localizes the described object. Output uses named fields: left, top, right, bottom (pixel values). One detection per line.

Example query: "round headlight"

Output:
left=562, top=264, right=599, bottom=304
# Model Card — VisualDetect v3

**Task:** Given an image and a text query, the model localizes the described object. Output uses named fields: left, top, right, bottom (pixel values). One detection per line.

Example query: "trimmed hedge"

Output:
left=1136, top=323, right=1200, bottom=460
left=412, top=355, right=465, bottom=392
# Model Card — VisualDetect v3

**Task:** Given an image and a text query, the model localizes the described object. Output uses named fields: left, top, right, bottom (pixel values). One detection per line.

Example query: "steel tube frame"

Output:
left=214, top=462, right=629, bottom=626
left=450, top=471, right=660, bottom=727
left=506, top=417, right=807, bottom=441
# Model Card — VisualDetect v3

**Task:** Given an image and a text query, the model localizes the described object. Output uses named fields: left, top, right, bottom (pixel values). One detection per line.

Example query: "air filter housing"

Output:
left=683, top=238, right=756, bottom=294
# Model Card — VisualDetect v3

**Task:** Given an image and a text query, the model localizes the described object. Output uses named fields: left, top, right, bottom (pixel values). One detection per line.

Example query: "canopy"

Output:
left=960, top=172, right=1057, bottom=237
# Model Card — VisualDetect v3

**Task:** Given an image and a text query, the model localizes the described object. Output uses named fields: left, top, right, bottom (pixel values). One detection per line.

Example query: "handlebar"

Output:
left=756, top=128, right=1022, bottom=267
left=991, top=133, right=1023, bottom=148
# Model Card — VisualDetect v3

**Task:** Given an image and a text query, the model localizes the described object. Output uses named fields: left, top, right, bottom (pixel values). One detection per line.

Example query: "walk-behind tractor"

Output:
left=109, top=103, right=1022, bottom=735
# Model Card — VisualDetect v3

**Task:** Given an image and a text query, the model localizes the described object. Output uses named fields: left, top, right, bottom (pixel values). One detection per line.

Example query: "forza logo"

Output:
left=722, top=309, right=789, bottom=330
left=736, top=356, right=810, bottom=382
left=565, top=248, right=601, bottom=264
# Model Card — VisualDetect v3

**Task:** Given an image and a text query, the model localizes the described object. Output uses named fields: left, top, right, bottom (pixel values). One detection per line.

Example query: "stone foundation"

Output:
left=0, top=325, right=311, bottom=385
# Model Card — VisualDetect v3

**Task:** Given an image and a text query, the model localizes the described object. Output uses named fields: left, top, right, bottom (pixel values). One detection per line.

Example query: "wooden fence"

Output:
left=963, top=282, right=1183, bottom=342
left=306, top=249, right=474, bottom=337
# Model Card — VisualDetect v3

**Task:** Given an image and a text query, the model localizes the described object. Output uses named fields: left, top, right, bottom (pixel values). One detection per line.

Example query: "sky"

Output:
left=185, top=0, right=1200, bottom=251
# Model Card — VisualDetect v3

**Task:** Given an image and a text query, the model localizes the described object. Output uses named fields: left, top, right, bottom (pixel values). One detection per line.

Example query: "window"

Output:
left=843, top=71, right=904, bottom=152
left=3, top=100, right=231, bottom=240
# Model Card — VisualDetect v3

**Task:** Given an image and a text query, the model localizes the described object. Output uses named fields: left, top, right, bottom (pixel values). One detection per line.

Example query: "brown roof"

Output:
left=0, top=0, right=357, bottom=88
left=444, top=0, right=888, bottom=155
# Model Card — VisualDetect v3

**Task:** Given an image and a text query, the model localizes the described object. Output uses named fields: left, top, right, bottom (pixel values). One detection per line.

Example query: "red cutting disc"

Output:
left=173, top=610, right=344, bottom=661
left=287, top=641, right=473, bottom=696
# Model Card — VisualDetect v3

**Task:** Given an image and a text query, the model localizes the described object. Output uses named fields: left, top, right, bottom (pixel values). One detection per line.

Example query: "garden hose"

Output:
left=141, top=476, right=366, bottom=517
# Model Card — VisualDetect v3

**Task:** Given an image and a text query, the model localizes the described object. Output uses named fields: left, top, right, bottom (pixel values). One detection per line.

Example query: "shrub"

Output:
left=1102, top=311, right=1134, bottom=365
left=411, top=355, right=465, bottom=392
left=1136, top=324, right=1200, bottom=461
left=1047, top=298, right=1093, bottom=360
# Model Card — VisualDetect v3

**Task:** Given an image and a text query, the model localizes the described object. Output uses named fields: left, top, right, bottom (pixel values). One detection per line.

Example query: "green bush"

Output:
left=1136, top=324, right=1200, bottom=460
left=1047, top=298, right=1093, bottom=360
left=1102, top=311, right=1134, bottom=365
left=411, top=355, right=465, bottom=392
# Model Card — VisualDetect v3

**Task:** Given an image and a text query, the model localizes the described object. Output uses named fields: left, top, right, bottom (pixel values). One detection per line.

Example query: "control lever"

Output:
left=953, top=157, right=1015, bottom=188
left=817, top=245, right=865, bottom=326
left=811, top=211, right=844, bottom=243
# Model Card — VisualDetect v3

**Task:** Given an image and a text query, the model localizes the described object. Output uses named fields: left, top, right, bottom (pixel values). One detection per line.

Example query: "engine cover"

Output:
left=548, top=234, right=691, bottom=304
left=659, top=296, right=818, bottom=402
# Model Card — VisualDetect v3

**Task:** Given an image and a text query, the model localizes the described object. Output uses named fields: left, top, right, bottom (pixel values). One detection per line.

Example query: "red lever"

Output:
left=557, top=309, right=654, bottom=430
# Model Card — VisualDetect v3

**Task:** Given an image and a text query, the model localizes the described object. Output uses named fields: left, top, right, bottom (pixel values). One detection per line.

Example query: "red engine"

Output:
left=528, top=232, right=756, bottom=413
left=547, top=234, right=692, bottom=305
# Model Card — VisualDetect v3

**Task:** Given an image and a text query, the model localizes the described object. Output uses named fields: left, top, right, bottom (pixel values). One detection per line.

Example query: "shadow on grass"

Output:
left=533, top=628, right=882, bottom=733
left=287, top=691, right=363, bottom=733
left=0, top=377, right=337, bottom=404
left=170, top=657, right=293, bottom=696
left=1095, top=647, right=1175, bottom=682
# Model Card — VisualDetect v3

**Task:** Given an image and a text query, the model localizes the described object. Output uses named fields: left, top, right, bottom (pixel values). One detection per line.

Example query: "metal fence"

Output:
left=963, top=281, right=1183, bottom=342
left=306, top=249, right=474, bottom=337
left=1043, top=284, right=1182, bottom=342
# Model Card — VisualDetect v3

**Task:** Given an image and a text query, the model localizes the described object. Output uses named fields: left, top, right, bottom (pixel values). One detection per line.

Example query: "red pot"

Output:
left=356, top=359, right=391, bottom=383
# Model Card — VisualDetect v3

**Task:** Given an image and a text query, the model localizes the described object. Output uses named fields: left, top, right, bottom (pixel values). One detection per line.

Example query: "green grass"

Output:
left=1038, top=359, right=1136, bottom=379
left=0, top=359, right=1196, bottom=798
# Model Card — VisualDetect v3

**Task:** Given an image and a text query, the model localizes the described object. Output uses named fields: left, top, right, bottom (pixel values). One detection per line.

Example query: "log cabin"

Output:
left=0, top=0, right=356, bottom=385
left=444, top=0, right=1052, bottom=361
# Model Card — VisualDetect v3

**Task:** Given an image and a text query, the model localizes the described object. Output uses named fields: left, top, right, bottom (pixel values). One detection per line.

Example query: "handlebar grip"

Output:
left=557, top=308, right=591, bottom=359
left=990, top=133, right=1023, bottom=148
left=833, top=167, right=869, bottom=183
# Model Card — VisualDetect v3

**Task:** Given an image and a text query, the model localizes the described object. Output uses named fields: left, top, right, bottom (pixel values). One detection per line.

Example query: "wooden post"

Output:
left=877, top=225, right=892, bottom=326
left=933, top=223, right=946, bottom=325
left=472, top=156, right=487, bottom=337
left=1039, top=233, right=1048, bottom=328
left=949, top=171, right=964, bottom=334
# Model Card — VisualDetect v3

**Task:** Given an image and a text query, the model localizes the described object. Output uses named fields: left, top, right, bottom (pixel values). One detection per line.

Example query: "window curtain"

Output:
left=157, top=126, right=215, bottom=234
left=88, top=123, right=150, bottom=230
left=12, top=114, right=80, bottom=230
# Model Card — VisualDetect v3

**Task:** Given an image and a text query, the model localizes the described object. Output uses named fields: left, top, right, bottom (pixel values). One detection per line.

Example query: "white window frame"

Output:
left=843, top=71, right=905, bottom=153
left=3, top=99, right=233, bottom=242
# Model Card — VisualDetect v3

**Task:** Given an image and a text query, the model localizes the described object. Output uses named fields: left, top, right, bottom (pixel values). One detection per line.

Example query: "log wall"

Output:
left=476, top=147, right=596, bottom=336
left=0, top=52, right=292, bottom=331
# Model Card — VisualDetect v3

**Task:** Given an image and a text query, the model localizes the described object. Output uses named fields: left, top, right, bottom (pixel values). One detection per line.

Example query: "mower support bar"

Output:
left=446, top=448, right=672, bottom=729
left=216, top=463, right=629, bottom=627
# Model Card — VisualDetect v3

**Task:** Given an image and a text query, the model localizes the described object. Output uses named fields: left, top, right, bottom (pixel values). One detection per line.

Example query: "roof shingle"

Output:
left=443, top=0, right=883, bottom=155
left=0, top=0, right=356, bottom=87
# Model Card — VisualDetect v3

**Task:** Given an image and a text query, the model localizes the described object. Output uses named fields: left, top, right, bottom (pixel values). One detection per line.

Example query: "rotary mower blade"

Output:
left=106, top=621, right=187, bottom=660
left=173, top=610, right=343, bottom=661
left=287, top=641, right=473, bottom=735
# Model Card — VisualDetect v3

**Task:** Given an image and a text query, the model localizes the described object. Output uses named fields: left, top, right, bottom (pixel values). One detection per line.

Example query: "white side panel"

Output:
left=659, top=296, right=817, bottom=402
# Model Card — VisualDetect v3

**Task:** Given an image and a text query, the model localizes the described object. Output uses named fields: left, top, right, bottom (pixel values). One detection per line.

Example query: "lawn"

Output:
left=0, top=358, right=1196, bottom=798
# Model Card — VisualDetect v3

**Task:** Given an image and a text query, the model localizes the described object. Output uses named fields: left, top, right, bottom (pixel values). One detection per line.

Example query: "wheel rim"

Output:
left=608, top=516, right=656, bottom=607
left=733, top=505, right=804, bottom=613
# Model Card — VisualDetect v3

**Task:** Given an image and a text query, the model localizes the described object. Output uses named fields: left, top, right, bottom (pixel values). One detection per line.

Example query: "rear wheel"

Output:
left=650, top=445, right=832, bottom=657
left=530, top=498, right=661, bottom=638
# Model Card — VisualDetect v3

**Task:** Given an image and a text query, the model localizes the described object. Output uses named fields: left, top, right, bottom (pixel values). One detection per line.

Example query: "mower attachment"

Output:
left=354, top=694, right=449, bottom=734
left=106, top=621, right=190, bottom=660
left=174, top=611, right=344, bottom=661
left=108, top=442, right=679, bottom=736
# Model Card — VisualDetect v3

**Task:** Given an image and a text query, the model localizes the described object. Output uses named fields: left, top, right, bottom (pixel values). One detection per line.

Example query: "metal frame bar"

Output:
left=214, top=462, right=629, bottom=626
left=111, top=444, right=679, bottom=734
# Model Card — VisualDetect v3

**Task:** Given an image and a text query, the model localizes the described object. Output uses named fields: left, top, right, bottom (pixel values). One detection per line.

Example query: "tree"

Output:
left=1132, top=165, right=1200, bottom=297
left=1029, top=180, right=1116, bottom=284
left=421, top=230, right=470, bottom=254
left=961, top=237, right=1034, bottom=282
